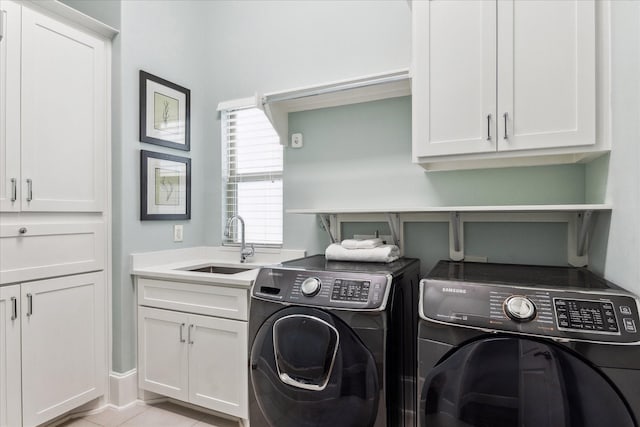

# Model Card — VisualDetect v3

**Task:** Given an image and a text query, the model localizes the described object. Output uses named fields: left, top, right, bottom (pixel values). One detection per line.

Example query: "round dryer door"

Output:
left=420, top=337, right=636, bottom=427
left=250, top=307, right=379, bottom=427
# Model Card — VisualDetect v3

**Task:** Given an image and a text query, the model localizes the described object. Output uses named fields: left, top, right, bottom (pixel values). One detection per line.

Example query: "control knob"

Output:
left=300, top=277, right=322, bottom=297
left=504, top=296, right=536, bottom=322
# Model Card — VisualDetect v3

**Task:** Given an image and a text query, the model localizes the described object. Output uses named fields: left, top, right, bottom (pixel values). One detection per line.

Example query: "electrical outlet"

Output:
left=173, top=225, right=183, bottom=242
left=291, top=133, right=303, bottom=148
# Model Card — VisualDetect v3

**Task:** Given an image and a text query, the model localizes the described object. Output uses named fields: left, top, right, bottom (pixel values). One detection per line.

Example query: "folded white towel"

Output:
left=341, top=238, right=383, bottom=250
left=325, top=243, right=400, bottom=263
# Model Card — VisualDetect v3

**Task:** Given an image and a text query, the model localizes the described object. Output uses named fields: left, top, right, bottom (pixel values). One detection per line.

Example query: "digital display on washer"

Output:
left=554, top=298, right=619, bottom=333
left=331, top=279, right=370, bottom=302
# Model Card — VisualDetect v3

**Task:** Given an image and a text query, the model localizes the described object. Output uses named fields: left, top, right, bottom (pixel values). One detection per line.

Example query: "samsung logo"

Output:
left=442, top=287, right=466, bottom=294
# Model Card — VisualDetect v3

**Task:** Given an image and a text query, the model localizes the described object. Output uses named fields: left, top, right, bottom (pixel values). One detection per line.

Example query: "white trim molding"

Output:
left=109, top=370, right=138, bottom=408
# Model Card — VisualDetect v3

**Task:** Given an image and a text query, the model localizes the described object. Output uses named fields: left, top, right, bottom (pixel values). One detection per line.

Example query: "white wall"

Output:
left=597, top=1, right=640, bottom=294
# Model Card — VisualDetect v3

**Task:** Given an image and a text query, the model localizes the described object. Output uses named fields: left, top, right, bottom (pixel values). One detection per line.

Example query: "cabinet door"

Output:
left=138, top=306, right=189, bottom=401
left=0, top=285, right=21, bottom=427
left=188, top=313, right=248, bottom=419
left=0, top=0, right=20, bottom=212
left=412, top=0, right=496, bottom=158
left=21, top=272, right=105, bottom=427
left=20, top=6, right=106, bottom=212
left=497, top=0, right=596, bottom=151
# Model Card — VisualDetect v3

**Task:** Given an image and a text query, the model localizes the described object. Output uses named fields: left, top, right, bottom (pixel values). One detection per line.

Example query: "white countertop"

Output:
left=130, top=246, right=306, bottom=288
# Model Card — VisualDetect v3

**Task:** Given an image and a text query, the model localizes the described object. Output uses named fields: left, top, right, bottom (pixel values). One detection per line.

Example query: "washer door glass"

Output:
left=251, top=307, right=379, bottom=427
left=421, top=337, right=636, bottom=427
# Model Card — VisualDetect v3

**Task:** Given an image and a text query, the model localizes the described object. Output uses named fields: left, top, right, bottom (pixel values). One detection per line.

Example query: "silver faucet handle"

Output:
left=240, top=244, right=255, bottom=263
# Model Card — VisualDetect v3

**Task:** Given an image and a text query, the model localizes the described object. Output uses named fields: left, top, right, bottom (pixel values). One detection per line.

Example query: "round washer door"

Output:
left=251, top=306, right=379, bottom=427
left=421, top=337, right=636, bottom=427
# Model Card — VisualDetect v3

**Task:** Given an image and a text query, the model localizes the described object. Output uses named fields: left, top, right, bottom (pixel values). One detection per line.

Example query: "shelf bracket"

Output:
left=319, top=214, right=338, bottom=244
left=449, top=212, right=464, bottom=261
left=568, top=210, right=594, bottom=267
left=577, top=210, right=594, bottom=257
left=386, top=213, right=400, bottom=249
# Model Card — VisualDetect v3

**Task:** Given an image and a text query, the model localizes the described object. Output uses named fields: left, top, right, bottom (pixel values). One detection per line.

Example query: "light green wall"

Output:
left=59, top=0, right=121, bottom=29
left=65, top=0, right=415, bottom=373
left=286, top=97, right=586, bottom=209
left=61, top=0, right=639, bottom=374
left=285, top=97, right=587, bottom=275
left=61, top=0, right=216, bottom=372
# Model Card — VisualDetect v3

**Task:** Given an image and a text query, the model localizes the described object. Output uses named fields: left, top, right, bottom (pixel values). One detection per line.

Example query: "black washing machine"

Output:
left=249, top=255, right=420, bottom=427
left=418, top=260, right=640, bottom=427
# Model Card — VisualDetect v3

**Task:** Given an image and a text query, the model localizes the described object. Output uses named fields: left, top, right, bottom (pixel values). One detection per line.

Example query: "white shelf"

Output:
left=261, top=69, right=410, bottom=145
left=288, top=204, right=611, bottom=268
left=287, top=204, right=612, bottom=215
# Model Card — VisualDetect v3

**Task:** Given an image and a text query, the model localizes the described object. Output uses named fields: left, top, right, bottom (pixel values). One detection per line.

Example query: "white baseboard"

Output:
left=109, top=369, right=138, bottom=408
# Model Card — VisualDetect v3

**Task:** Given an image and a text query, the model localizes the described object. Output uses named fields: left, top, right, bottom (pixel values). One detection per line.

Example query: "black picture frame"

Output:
left=140, top=150, right=191, bottom=220
left=139, top=70, right=191, bottom=151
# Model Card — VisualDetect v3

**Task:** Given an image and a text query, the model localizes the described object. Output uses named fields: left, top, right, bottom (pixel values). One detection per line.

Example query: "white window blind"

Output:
left=222, top=107, right=283, bottom=246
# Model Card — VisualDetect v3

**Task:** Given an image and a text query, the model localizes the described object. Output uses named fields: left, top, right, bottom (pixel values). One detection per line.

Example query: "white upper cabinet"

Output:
left=0, top=0, right=21, bottom=212
left=412, top=0, right=496, bottom=157
left=1, top=1, right=107, bottom=212
left=496, top=1, right=595, bottom=151
left=412, top=0, right=607, bottom=170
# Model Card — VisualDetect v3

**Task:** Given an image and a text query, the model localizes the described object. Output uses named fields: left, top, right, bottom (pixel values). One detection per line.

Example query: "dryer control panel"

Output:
left=253, top=267, right=392, bottom=311
left=420, top=278, right=640, bottom=344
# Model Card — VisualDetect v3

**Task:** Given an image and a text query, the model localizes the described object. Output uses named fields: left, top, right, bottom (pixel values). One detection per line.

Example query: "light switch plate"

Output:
left=173, top=225, right=183, bottom=242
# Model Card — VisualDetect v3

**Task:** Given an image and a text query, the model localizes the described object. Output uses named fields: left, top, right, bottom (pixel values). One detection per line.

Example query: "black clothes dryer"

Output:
left=418, top=260, right=640, bottom=427
left=249, top=255, right=420, bottom=427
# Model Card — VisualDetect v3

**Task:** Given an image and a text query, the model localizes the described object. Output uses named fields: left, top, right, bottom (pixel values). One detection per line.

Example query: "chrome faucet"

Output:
left=224, top=215, right=254, bottom=263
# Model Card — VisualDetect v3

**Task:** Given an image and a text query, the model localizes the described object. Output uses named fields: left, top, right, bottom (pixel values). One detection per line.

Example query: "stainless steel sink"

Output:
left=187, top=265, right=252, bottom=274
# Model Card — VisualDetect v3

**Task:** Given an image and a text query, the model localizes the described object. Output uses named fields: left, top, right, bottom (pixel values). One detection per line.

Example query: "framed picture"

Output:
left=140, top=150, right=191, bottom=220
left=139, top=70, right=191, bottom=151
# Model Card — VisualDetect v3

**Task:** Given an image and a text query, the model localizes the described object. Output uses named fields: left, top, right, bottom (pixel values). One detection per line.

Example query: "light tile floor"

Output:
left=54, top=402, right=241, bottom=427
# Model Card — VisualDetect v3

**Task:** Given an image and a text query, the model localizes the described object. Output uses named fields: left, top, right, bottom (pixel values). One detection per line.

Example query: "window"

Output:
left=221, top=106, right=283, bottom=246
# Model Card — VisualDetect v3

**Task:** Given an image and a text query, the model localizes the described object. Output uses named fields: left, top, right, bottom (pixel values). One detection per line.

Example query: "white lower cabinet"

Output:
left=138, top=307, right=189, bottom=401
left=21, top=273, right=105, bottom=427
left=137, top=279, right=249, bottom=421
left=0, top=272, right=105, bottom=427
left=0, top=285, right=21, bottom=427
left=188, top=313, right=248, bottom=417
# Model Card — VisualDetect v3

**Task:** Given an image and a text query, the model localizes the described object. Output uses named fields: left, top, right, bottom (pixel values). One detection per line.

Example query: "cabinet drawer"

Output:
left=137, top=278, right=248, bottom=321
left=0, top=222, right=105, bottom=285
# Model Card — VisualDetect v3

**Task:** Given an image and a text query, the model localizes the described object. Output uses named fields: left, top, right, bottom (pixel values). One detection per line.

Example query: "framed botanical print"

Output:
left=140, top=150, right=191, bottom=220
left=139, top=71, right=191, bottom=151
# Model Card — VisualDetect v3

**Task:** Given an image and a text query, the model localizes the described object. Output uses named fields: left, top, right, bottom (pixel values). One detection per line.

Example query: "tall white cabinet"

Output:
left=0, top=1, right=113, bottom=426
left=412, top=0, right=610, bottom=170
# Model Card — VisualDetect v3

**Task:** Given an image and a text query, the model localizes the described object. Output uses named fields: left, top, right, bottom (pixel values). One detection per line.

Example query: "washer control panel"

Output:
left=421, top=278, right=640, bottom=343
left=554, top=298, right=619, bottom=333
left=331, top=279, right=371, bottom=302
left=253, top=268, right=391, bottom=310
